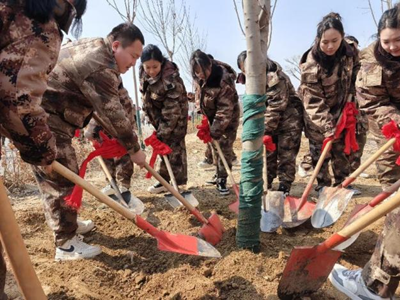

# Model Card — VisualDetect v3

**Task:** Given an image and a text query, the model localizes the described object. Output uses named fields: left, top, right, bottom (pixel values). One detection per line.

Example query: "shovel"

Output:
left=282, top=140, right=332, bottom=228
left=145, top=162, right=224, bottom=246
left=260, top=146, right=284, bottom=232
left=212, top=141, right=240, bottom=214
left=162, top=154, right=199, bottom=208
left=0, top=179, right=47, bottom=300
left=52, top=161, right=221, bottom=258
left=97, top=156, right=145, bottom=215
left=277, top=180, right=400, bottom=299
left=311, top=138, right=396, bottom=228
left=334, top=178, right=400, bottom=251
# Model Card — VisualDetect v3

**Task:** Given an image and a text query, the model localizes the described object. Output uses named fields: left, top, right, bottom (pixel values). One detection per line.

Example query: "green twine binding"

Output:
left=236, top=94, right=266, bottom=249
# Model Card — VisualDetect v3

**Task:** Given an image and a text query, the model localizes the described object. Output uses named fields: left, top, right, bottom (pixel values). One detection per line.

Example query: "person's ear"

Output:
left=112, top=40, right=121, bottom=52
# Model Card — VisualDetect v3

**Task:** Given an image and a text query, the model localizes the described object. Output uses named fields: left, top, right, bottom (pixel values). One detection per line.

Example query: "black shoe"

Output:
left=206, top=174, right=218, bottom=185
left=110, top=191, right=132, bottom=205
left=278, top=182, right=291, bottom=196
left=217, top=178, right=230, bottom=196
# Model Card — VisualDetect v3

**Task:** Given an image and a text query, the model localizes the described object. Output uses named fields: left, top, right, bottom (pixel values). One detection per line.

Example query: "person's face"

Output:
left=319, top=28, right=343, bottom=56
left=112, top=39, right=143, bottom=74
left=143, top=59, right=162, bottom=78
left=194, top=64, right=211, bottom=81
left=380, top=28, right=400, bottom=57
left=239, top=61, right=246, bottom=75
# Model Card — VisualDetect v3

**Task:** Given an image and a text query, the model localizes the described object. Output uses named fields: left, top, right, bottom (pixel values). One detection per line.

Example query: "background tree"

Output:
left=284, top=54, right=301, bottom=82
left=365, top=0, right=395, bottom=27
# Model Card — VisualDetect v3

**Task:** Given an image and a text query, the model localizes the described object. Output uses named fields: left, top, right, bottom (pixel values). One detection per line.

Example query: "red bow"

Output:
left=196, top=115, right=212, bottom=143
left=263, top=135, right=276, bottom=152
left=144, top=132, right=172, bottom=178
left=334, top=102, right=359, bottom=155
left=65, top=131, right=127, bottom=210
left=382, top=120, right=400, bottom=165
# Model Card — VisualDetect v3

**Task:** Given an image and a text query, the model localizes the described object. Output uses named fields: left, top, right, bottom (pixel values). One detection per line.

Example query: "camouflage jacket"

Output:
left=194, top=60, right=240, bottom=139
left=298, top=42, right=360, bottom=141
left=42, top=37, right=140, bottom=152
left=0, top=0, right=70, bottom=165
left=140, top=60, right=188, bottom=141
left=357, top=42, right=400, bottom=137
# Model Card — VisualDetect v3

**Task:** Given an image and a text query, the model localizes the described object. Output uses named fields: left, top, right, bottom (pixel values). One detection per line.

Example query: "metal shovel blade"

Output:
left=277, top=246, right=342, bottom=299
left=282, top=196, right=316, bottom=228
left=260, top=191, right=284, bottom=233
left=165, top=191, right=199, bottom=208
left=311, top=187, right=354, bottom=228
left=333, top=204, right=371, bottom=251
left=198, top=213, right=225, bottom=246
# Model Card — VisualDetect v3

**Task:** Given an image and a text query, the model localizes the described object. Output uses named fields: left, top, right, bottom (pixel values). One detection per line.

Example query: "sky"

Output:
left=67, top=0, right=389, bottom=104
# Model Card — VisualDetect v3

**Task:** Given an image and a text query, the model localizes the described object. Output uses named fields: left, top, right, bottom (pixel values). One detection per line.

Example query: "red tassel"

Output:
left=74, top=129, right=80, bottom=138
left=382, top=120, right=400, bottom=165
left=64, top=131, right=127, bottom=210
left=334, top=102, right=359, bottom=155
left=196, top=115, right=212, bottom=144
left=144, top=132, right=172, bottom=178
left=263, top=135, right=276, bottom=152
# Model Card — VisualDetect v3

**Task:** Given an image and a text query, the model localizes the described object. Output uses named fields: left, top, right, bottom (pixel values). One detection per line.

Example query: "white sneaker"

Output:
left=55, top=235, right=102, bottom=261
left=147, top=183, right=167, bottom=194
left=76, top=219, right=95, bottom=234
left=360, top=172, right=371, bottom=179
left=298, top=165, right=311, bottom=178
left=328, top=264, right=389, bottom=300
left=197, top=159, right=213, bottom=169
left=101, top=184, right=115, bottom=196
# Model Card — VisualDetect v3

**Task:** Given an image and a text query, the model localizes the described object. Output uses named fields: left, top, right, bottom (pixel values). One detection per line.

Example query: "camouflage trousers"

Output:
left=204, top=143, right=237, bottom=165
left=374, top=137, right=400, bottom=189
left=158, top=138, right=187, bottom=185
left=348, top=130, right=367, bottom=173
left=212, top=130, right=237, bottom=179
left=267, top=130, right=302, bottom=189
left=103, top=155, right=133, bottom=189
left=362, top=206, right=400, bottom=298
left=309, top=134, right=350, bottom=190
left=0, top=244, right=5, bottom=300
left=32, top=134, right=78, bottom=247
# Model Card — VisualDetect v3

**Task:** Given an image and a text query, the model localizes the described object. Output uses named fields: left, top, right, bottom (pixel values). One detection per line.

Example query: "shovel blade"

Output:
left=278, top=246, right=342, bottom=299
left=260, top=191, right=284, bottom=232
left=127, top=194, right=145, bottom=215
left=311, top=187, right=354, bottom=228
left=282, top=196, right=316, bottom=228
left=164, top=191, right=199, bottom=208
left=198, top=213, right=225, bottom=246
left=156, top=231, right=221, bottom=258
left=333, top=204, right=371, bottom=251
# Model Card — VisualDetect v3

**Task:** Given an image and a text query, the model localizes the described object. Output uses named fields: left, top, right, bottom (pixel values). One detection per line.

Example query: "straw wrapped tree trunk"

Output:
left=236, top=0, right=270, bottom=250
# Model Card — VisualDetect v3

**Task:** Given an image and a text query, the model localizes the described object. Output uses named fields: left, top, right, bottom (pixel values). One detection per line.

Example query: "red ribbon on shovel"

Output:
left=263, top=135, right=276, bottom=152
left=334, top=102, right=359, bottom=155
left=144, top=132, right=172, bottom=179
left=196, top=115, right=212, bottom=143
left=382, top=120, right=400, bottom=165
left=65, top=131, right=127, bottom=210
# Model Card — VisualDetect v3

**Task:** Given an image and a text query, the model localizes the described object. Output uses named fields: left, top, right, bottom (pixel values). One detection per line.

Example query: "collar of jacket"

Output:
left=54, top=0, right=76, bottom=34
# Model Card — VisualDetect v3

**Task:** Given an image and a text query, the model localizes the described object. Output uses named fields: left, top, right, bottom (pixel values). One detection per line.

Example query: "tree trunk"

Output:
left=132, top=68, right=145, bottom=149
left=236, top=0, right=270, bottom=250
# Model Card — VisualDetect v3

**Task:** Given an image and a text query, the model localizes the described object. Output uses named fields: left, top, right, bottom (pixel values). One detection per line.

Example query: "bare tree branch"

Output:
left=284, top=55, right=301, bottom=82
left=368, top=0, right=379, bottom=27
left=105, top=0, right=139, bottom=23
left=233, top=0, right=246, bottom=36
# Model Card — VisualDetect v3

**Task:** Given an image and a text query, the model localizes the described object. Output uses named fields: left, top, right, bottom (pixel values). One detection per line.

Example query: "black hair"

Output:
left=190, top=49, right=212, bottom=80
left=345, top=35, right=359, bottom=45
left=207, top=54, right=214, bottom=60
left=236, top=50, right=277, bottom=72
left=311, top=12, right=346, bottom=75
left=25, top=0, right=57, bottom=23
left=108, top=22, right=145, bottom=47
left=377, top=4, right=400, bottom=37
left=237, top=51, right=246, bottom=69
left=70, top=0, right=87, bottom=39
left=141, top=44, right=165, bottom=64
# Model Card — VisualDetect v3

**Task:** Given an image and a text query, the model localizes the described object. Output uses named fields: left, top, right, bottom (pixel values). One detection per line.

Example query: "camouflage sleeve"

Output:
left=210, top=82, right=235, bottom=139
left=299, top=68, right=335, bottom=137
left=80, top=69, right=140, bottom=152
left=350, top=54, right=361, bottom=96
left=264, top=72, right=290, bottom=134
left=118, top=82, right=137, bottom=129
left=356, top=63, right=400, bottom=128
left=157, top=79, right=185, bottom=141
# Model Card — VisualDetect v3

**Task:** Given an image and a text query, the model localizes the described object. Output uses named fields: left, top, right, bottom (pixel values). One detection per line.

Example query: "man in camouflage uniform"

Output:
left=84, top=82, right=137, bottom=199
left=32, top=23, right=146, bottom=261
left=192, top=52, right=240, bottom=195
left=0, top=0, right=85, bottom=297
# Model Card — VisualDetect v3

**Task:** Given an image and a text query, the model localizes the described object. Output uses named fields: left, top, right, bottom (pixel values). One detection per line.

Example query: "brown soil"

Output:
left=3, top=127, right=398, bottom=300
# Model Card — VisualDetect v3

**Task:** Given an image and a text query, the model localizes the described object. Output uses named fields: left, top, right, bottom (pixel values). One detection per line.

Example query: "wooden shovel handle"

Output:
left=97, top=156, right=129, bottom=209
left=342, top=138, right=396, bottom=187
left=0, top=179, right=46, bottom=300
left=212, top=141, right=237, bottom=187
left=144, top=162, right=209, bottom=224
left=52, top=161, right=136, bottom=220
left=162, top=155, right=179, bottom=191
left=370, top=178, right=400, bottom=207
